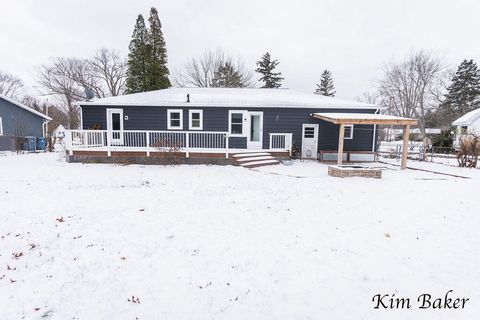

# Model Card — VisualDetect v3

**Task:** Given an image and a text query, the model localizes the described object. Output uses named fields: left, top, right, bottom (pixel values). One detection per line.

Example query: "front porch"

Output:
left=64, top=129, right=293, bottom=164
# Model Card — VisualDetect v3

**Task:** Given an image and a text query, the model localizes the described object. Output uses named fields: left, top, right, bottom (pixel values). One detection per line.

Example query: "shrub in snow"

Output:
left=456, top=133, right=480, bottom=168
left=151, top=138, right=183, bottom=165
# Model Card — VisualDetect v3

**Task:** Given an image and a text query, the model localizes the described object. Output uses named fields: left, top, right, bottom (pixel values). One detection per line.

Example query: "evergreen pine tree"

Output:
left=255, top=52, right=284, bottom=88
left=212, top=62, right=243, bottom=88
left=443, top=59, right=480, bottom=115
left=314, top=70, right=335, bottom=97
left=147, top=7, right=171, bottom=90
left=125, top=15, right=150, bottom=93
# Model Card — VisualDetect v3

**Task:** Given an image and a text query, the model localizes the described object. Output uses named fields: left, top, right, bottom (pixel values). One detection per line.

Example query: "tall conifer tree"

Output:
left=125, top=15, right=150, bottom=93
left=314, top=70, right=336, bottom=97
left=212, top=62, right=243, bottom=88
left=147, top=7, right=171, bottom=89
left=444, top=59, right=480, bottom=115
left=255, top=52, right=284, bottom=88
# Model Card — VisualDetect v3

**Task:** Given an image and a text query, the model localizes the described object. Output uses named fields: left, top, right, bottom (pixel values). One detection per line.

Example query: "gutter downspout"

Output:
left=372, top=108, right=379, bottom=152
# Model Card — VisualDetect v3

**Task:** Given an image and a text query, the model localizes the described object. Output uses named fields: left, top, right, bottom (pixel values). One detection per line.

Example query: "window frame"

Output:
left=167, top=109, right=183, bottom=130
left=188, top=109, right=203, bottom=130
left=344, top=125, right=354, bottom=139
left=0, top=117, right=3, bottom=136
left=228, top=110, right=247, bottom=137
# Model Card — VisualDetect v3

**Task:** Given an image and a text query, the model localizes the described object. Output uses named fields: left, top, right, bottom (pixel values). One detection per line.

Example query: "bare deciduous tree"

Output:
left=22, top=96, right=69, bottom=135
left=356, top=91, right=382, bottom=105
left=38, top=58, right=84, bottom=129
left=378, top=51, right=446, bottom=138
left=0, top=70, right=24, bottom=99
left=173, top=49, right=254, bottom=88
left=37, top=48, right=127, bottom=129
left=90, top=48, right=127, bottom=97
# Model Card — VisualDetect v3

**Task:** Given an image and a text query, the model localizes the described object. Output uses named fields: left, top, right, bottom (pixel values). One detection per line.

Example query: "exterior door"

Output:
left=106, top=108, right=124, bottom=145
left=302, top=124, right=319, bottom=159
left=247, top=111, right=263, bottom=149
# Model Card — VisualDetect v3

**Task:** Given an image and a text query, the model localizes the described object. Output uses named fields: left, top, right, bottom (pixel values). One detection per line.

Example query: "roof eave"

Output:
left=0, top=94, right=52, bottom=120
left=78, top=102, right=381, bottom=109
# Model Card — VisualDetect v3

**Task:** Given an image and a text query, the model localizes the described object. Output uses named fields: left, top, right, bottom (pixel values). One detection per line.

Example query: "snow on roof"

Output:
left=54, top=125, right=66, bottom=132
left=452, top=108, right=480, bottom=126
left=77, top=88, right=380, bottom=110
left=0, top=94, right=52, bottom=121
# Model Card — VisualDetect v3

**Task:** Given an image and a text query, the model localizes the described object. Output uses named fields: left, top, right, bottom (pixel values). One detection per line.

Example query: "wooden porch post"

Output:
left=337, top=124, right=345, bottom=165
left=401, top=124, right=410, bottom=170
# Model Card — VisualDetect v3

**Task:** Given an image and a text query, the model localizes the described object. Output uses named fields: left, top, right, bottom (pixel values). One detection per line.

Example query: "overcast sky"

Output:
left=1, top=0, right=479, bottom=100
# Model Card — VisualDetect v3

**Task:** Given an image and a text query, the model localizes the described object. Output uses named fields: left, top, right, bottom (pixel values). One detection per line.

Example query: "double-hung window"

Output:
left=344, top=125, right=354, bottom=139
left=229, top=110, right=246, bottom=136
left=167, top=109, right=183, bottom=130
left=189, top=110, right=203, bottom=130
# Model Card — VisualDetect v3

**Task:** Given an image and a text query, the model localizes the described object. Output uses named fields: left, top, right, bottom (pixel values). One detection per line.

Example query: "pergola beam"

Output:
left=312, top=113, right=418, bottom=126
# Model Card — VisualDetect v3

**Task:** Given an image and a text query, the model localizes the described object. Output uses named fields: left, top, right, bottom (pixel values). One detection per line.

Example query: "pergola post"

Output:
left=401, top=124, right=410, bottom=170
left=337, top=124, right=345, bottom=165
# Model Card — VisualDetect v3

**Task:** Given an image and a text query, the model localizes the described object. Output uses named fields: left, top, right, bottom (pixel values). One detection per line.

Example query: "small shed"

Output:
left=312, top=113, right=418, bottom=170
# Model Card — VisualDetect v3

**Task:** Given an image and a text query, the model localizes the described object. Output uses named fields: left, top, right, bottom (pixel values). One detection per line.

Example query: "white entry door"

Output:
left=106, top=108, right=124, bottom=145
left=247, top=111, right=263, bottom=149
left=302, top=124, right=319, bottom=159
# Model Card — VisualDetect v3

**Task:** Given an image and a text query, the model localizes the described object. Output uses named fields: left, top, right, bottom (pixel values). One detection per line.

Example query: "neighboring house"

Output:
left=53, top=125, right=66, bottom=139
left=0, top=94, right=52, bottom=151
left=65, top=88, right=418, bottom=166
left=452, top=108, right=480, bottom=146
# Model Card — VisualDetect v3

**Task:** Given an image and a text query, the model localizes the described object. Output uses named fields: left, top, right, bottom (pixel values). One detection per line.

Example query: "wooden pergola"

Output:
left=312, top=113, right=418, bottom=170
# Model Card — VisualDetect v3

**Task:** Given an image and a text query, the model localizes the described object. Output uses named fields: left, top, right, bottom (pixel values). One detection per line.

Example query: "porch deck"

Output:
left=64, top=130, right=293, bottom=163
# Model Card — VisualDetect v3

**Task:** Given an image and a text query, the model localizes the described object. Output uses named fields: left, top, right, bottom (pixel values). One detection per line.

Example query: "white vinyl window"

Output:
left=0, top=117, right=3, bottom=135
left=344, top=125, right=354, bottom=139
left=167, top=109, right=183, bottom=130
left=189, top=110, right=203, bottom=130
left=228, top=110, right=246, bottom=136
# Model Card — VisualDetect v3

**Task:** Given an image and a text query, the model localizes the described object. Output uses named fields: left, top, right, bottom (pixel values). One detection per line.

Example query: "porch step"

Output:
left=236, top=155, right=275, bottom=162
left=232, top=152, right=271, bottom=158
left=231, top=151, right=280, bottom=168
left=239, top=159, right=280, bottom=168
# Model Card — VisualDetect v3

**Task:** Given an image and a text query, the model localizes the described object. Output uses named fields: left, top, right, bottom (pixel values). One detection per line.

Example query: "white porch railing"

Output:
left=269, top=133, right=293, bottom=156
left=65, top=130, right=293, bottom=157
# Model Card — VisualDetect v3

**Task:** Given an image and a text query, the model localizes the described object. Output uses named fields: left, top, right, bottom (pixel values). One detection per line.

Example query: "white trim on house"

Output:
left=301, top=123, right=319, bottom=159
left=246, top=111, right=263, bottom=149
left=79, top=107, right=84, bottom=130
left=0, top=94, right=52, bottom=121
left=167, top=109, right=183, bottom=130
left=344, top=125, right=354, bottom=140
left=228, top=110, right=247, bottom=137
left=188, top=109, right=203, bottom=130
left=0, top=117, right=3, bottom=135
left=106, top=108, right=124, bottom=145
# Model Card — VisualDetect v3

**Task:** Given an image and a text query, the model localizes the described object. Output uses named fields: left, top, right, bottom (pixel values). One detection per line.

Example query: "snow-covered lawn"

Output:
left=1, top=153, right=480, bottom=319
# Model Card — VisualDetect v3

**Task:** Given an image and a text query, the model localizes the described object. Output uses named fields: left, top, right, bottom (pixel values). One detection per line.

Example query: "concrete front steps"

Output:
left=232, top=152, right=280, bottom=168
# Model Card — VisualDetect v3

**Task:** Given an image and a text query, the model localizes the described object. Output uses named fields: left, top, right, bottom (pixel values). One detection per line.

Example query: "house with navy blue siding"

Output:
left=0, top=94, right=51, bottom=151
left=66, top=88, right=385, bottom=166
